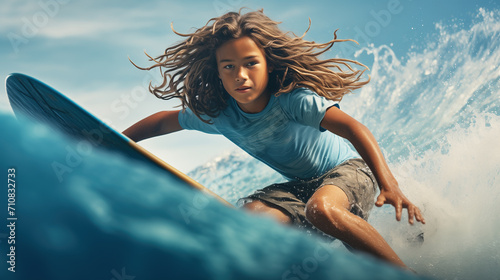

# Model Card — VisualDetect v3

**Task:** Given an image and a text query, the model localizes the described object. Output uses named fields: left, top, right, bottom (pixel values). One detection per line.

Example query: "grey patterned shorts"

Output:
left=238, top=159, right=378, bottom=236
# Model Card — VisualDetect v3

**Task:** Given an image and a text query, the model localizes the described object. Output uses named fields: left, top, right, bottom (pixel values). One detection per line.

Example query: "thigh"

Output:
left=238, top=183, right=310, bottom=228
left=318, top=159, right=378, bottom=221
left=242, top=200, right=292, bottom=224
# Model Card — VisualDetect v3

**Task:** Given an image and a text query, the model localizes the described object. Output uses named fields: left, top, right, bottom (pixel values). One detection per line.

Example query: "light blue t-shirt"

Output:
left=178, top=88, right=359, bottom=180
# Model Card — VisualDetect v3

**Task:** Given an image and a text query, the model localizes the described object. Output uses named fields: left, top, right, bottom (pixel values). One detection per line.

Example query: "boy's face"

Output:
left=216, top=36, right=271, bottom=114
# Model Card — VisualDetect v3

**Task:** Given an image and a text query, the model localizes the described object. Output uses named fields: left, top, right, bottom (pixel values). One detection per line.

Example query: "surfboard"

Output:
left=5, top=73, right=233, bottom=207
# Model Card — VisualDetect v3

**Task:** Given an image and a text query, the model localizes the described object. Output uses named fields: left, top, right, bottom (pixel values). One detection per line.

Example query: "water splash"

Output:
left=370, top=113, right=500, bottom=279
left=343, top=7, right=500, bottom=160
left=350, top=11, right=500, bottom=278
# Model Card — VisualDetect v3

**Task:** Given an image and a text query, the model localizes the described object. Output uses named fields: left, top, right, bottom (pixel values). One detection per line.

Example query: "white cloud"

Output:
left=0, top=1, right=40, bottom=31
left=1, top=0, right=191, bottom=39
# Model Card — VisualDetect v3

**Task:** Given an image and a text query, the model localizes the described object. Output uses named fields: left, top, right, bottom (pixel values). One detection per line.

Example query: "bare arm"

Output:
left=123, top=110, right=183, bottom=142
left=320, top=106, right=425, bottom=225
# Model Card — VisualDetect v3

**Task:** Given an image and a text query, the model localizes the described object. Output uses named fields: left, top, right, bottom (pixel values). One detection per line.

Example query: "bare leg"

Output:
left=305, top=185, right=407, bottom=268
left=243, top=200, right=292, bottom=224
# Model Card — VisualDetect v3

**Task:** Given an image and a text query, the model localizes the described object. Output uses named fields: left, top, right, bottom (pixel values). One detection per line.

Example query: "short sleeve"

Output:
left=178, top=107, right=220, bottom=134
left=279, top=88, right=339, bottom=131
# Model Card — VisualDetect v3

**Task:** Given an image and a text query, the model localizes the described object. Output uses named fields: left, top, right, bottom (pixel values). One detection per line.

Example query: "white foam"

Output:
left=343, top=8, right=500, bottom=161
left=369, top=113, right=500, bottom=279
left=344, top=9, right=500, bottom=278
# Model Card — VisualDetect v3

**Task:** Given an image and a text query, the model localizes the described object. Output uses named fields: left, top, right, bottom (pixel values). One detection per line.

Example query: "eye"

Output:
left=247, top=61, right=258, bottom=67
left=223, top=64, right=234, bottom=69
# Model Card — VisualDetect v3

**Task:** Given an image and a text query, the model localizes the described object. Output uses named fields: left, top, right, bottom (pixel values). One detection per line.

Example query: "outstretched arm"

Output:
left=123, top=110, right=183, bottom=142
left=320, top=106, right=425, bottom=225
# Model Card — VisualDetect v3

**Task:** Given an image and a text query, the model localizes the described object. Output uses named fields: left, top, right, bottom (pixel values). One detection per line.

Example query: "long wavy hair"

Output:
left=132, top=8, right=369, bottom=123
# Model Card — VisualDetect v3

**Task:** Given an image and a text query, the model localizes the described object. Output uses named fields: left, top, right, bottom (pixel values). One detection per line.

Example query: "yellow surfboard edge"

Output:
left=128, top=140, right=235, bottom=208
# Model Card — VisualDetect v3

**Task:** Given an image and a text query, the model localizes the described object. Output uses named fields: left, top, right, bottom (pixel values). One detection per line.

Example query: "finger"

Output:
left=375, top=194, right=386, bottom=207
left=395, top=201, right=402, bottom=221
left=415, top=207, right=426, bottom=224
left=408, top=205, right=415, bottom=225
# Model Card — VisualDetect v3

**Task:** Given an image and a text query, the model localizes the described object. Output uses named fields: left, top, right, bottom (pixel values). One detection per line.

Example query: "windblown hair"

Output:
left=133, top=8, right=369, bottom=123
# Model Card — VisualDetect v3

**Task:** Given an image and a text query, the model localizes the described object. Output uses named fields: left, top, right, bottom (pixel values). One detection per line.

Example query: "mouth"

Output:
left=236, top=86, right=251, bottom=93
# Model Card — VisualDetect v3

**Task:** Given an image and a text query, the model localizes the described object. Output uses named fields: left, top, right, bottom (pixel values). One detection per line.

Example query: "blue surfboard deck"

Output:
left=5, top=73, right=232, bottom=207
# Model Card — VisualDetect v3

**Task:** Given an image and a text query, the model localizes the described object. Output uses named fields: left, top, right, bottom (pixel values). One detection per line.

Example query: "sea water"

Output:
left=0, top=8, right=498, bottom=280
left=189, top=8, right=500, bottom=280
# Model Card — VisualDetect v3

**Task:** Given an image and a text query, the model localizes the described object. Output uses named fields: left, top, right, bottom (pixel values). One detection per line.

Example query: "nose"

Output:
left=235, top=67, right=248, bottom=82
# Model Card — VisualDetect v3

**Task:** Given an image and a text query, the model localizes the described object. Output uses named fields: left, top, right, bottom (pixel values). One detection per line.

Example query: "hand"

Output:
left=375, top=187, right=425, bottom=225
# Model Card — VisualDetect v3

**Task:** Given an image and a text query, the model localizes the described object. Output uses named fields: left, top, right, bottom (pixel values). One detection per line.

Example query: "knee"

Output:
left=305, top=196, right=348, bottom=231
left=304, top=196, right=326, bottom=224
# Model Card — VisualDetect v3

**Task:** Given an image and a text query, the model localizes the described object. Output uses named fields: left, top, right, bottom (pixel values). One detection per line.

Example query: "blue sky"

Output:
left=1, top=0, right=498, bottom=172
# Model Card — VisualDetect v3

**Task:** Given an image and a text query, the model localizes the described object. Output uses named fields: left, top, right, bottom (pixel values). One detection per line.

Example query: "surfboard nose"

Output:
left=5, top=73, right=27, bottom=115
left=5, top=73, right=28, bottom=87
left=5, top=73, right=43, bottom=120
left=5, top=73, right=32, bottom=100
